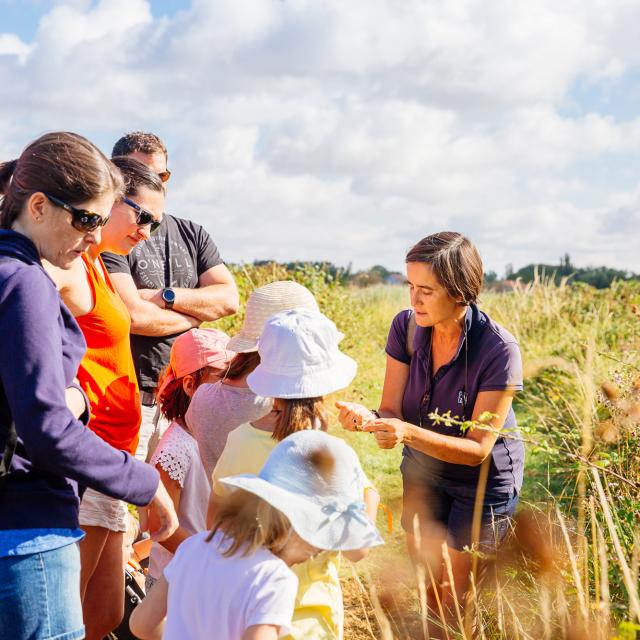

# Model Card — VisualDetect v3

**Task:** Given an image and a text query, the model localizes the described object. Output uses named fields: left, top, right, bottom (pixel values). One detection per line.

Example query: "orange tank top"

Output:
left=75, top=253, right=141, bottom=454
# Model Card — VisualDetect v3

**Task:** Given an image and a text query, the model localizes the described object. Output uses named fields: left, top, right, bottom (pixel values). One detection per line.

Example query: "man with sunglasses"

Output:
left=103, top=132, right=239, bottom=462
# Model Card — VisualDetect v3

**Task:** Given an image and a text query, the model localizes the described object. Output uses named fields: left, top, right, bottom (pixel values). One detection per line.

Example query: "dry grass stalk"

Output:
left=412, top=515, right=429, bottom=640
left=596, top=515, right=611, bottom=631
left=539, top=582, right=552, bottom=640
left=465, top=456, right=490, bottom=636
left=576, top=334, right=595, bottom=607
left=555, top=579, right=570, bottom=637
left=425, top=555, right=451, bottom=640
left=348, top=566, right=379, bottom=639
left=555, top=505, right=589, bottom=622
left=589, top=496, right=601, bottom=611
left=494, top=562, right=505, bottom=637
left=468, top=572, right=486, bottom=640
left=441, top=542, right=468, bottom=639
left=504, top=598, right=525, bottom=640
left=416, top=564, right=429, bottom=639
left=365, top=579, right=395, bottom=640
left=590, top=467, right=640, bottom=622
left=632, top=530, right=639, bottom=589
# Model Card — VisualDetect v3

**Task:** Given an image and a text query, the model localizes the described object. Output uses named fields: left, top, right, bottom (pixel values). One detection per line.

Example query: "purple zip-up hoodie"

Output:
left=0, top=229, right=158, bottom=530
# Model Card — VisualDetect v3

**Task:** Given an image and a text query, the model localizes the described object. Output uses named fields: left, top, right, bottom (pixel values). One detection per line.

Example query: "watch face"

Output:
left=162, top=288, right=176, bottom=303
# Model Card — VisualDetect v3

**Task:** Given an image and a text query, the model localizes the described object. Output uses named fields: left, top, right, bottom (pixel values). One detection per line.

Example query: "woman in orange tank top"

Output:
left=46, top=157, right=165, bottom=640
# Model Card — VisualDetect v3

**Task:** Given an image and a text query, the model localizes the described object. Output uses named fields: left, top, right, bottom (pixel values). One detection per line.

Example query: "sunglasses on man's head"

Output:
left=122, top=196, right=162, bottom=233
left=44, top=193, right=110, bottom=233
left=157, top=170, right=171, bottom=183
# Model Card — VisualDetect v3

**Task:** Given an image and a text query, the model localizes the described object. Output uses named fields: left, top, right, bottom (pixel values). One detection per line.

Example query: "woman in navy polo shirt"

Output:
left=337, top=231, right=523, bottom=616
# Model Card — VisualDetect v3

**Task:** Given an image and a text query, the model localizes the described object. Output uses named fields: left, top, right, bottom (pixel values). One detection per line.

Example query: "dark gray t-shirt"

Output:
left=385, top=304, right=524, bottom=493
left=102, top=215, right=223, bottom=390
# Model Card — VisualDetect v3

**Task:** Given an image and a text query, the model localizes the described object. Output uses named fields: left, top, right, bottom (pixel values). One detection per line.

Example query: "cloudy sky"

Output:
left=1, top=0, right=639, bottom=275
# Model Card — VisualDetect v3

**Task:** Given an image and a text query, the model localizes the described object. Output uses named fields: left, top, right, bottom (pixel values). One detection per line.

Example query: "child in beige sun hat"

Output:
left=227, top=280, right=319, bottom=353
left=186, top=281, right=320, bottom=477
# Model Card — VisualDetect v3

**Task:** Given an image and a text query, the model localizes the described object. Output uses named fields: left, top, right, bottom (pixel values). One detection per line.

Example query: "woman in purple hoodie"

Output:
left=0, top=132, right=177, bottom=640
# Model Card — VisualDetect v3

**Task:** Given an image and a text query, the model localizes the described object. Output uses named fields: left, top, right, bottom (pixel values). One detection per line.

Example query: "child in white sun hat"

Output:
left=130, top=430, right=383, bottom=640
left=186, top=281, right=319, bottom=477
left=209, top=308, right=357, bottom=500
left=208, top=308, right=381, bottom=640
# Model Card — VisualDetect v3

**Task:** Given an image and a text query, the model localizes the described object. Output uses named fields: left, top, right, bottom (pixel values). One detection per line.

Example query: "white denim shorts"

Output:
left=79, top=487, right=129, bottom=533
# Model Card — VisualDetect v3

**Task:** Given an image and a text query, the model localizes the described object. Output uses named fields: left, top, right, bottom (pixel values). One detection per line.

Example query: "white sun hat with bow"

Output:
left=220, top=430, right=384, bottom=552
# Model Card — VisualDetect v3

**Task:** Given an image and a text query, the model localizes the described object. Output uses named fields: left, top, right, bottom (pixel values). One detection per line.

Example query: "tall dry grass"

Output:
left=209, top=265, right=640, bottom=639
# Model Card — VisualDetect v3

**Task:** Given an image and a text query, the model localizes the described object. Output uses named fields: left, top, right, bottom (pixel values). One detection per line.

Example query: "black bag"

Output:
left=405, top=309, right=417, bottom=359
left=0, top=256, right=19, bottom=488
left=0, top=420, right=16, bottom=489
left=105, top=566, right=146, bottom=640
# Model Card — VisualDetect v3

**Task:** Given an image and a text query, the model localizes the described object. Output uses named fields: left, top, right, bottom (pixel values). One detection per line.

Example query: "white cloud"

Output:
left=1, top=0, right=639, bottom=275
left=0, top=33, right=32, bottom=63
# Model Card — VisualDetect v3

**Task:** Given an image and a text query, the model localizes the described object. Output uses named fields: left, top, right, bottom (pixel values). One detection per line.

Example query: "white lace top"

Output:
left=148, top=421, right=211, bottom=580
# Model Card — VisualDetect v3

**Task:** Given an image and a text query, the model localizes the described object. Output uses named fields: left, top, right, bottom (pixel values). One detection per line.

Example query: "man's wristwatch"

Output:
left=161, top=287, right=176, bottom=309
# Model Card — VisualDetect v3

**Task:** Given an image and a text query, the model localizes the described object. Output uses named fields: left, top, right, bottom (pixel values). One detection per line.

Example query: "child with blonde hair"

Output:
left=208, top=308, right=381, bottom=639
left=130, top=429, right=383, bottom=640
left=145, top=328, right=235, bottom=590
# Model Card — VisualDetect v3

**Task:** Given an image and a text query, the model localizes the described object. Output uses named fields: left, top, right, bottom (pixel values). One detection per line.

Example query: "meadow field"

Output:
left=212, top=264, right=640, bottom=640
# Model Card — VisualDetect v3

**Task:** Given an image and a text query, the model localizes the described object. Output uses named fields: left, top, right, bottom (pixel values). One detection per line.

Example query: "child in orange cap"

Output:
left=145, top=328, right=235, bottom=590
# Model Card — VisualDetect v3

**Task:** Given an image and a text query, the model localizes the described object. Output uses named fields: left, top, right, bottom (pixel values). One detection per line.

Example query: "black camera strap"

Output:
left=0, top=420, right=16, bottom=488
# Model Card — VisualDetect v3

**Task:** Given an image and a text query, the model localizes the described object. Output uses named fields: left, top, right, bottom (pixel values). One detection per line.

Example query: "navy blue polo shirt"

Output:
left=385, top=304, right=524, bottom=494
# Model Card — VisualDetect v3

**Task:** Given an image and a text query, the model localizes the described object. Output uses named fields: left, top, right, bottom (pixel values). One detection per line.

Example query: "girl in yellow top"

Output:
left=208, top=308, right=380, bottom=639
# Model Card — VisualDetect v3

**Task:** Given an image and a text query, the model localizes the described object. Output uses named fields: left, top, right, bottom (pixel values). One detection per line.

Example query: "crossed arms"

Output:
left=111, top=263, right=239, bottom=336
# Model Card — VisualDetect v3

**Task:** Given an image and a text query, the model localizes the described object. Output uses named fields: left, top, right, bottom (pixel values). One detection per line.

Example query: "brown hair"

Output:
left=273, top=397, right=328, bottom=441
left=111, top=156, right=164, bottom=197
left=112, top=132, right=168, bottom=161
left=405, top=231, right=483, bottom=305
left=157, top=366, right=220, bottom=422
left=0, top=132, right=123, bottom=230
left=224, top=351, right=261, bottom=380
left=207, top=489, right=292, bottom=558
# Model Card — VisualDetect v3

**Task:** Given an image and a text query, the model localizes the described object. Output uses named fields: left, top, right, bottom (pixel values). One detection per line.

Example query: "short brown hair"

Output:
left=111, top=132, right=168, bottom=161
left=406, top=232, right=483, bottom=305
left=224, top=352, right=261, bottom=381
left=207, top=489, right=292, bottom=558
left=273, top=397, right=328, bottom=441
left=0, top=132, right=123, bottom=229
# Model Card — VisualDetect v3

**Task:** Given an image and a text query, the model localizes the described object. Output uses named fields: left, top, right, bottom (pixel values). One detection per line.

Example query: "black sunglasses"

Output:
left=44, top=193, right=110, bottom=233
left=122, top=196, right=162, bottom=233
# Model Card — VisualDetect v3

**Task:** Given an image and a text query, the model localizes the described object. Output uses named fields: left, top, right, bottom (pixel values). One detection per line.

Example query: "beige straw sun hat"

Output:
left=227, top=281, right=319, bottom=353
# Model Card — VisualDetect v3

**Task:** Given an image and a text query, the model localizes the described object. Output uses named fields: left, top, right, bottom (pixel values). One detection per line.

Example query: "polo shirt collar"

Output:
left=451, top=304, right=476, bottom=362
left=415, top=304, right=480, bottom=363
